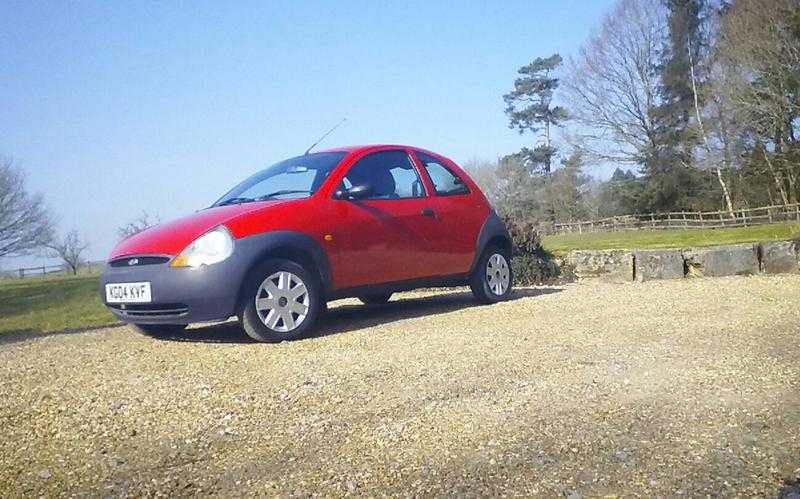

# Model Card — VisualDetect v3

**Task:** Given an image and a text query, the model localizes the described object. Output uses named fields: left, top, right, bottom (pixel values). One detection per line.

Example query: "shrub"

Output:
left=502, top=216, right=564, bottom=285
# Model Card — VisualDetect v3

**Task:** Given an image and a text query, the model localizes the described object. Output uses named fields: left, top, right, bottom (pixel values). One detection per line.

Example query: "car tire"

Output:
left=132, top=323, right=188, bottom=336
left=358, top=292, right=392, bottom=305
left=470, top=245, right=514, bottom=304
left=238, top=259, right=322, bottom=343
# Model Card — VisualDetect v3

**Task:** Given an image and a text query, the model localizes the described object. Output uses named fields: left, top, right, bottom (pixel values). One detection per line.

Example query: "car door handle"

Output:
left=421, top=207, right=436, bottom=217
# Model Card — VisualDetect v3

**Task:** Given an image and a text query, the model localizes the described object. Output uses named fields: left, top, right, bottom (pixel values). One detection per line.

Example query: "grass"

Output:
left=0, top=273, right=116, bottom=336
left=542, top=221, right=800, bottom=255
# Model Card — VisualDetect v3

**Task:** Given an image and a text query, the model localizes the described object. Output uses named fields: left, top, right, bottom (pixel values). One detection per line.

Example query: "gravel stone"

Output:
left=1, top=275, right=799, bottom=496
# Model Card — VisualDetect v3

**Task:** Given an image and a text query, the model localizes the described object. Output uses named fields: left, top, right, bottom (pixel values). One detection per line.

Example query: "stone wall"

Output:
left=567, top=240, right=798, bottom=282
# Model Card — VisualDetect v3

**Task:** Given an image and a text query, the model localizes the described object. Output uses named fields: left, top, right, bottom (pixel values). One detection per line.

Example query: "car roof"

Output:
left=317, top=144, right=433, bottom=155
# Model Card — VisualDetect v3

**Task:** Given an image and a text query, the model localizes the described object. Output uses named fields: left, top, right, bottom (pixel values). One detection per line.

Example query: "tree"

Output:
left=117, top=210, right=160, bottom=240
left=564, top=0, right=665, bottom=166
left=48, top=230, right=88, bottom=275
left=0, top=158, right=54, bottom=259
left=596, top=168, right=646, bottom=217
left=494, top=156, right=542, bottom=219
left=462, top=158, right=501, bottom=206
left=686, top=10, right=735, bottom=216
left=542, top=150, right=591, bottom=222
left=654, top=0, right=707, bottom=163
left=503, top=55, right=569, bottom=174
left=716, top=0, right=800, bottom=205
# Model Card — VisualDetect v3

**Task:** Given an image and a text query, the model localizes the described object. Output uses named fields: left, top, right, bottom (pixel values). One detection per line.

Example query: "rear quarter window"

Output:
left=416, top=152, right=470, bottom=196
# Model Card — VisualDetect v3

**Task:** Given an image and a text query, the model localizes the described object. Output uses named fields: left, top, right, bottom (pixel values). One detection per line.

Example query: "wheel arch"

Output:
left=470, top=211, right=512, bottom=273
left=233, top=231, right=332, bottom=311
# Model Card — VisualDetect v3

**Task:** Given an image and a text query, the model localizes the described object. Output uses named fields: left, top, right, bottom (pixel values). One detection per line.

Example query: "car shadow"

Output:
left=0, top=323, right=121, bottom=346
left=147, top=287, right=562, bottom=344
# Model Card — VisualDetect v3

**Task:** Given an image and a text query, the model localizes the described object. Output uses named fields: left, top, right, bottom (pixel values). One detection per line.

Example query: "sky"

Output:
left=1, top=0, right=617, bottom=268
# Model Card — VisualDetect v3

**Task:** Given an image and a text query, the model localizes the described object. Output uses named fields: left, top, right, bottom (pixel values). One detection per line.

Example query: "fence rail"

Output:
left=12, top=264, right=65, bottom=278
left=552, top=203, right=800, bottom=234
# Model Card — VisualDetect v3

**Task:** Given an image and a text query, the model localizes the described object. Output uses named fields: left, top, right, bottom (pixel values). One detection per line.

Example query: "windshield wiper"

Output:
left=256, top=189, right=312, bottom=199
left=216, top=197, right=254, bottom=206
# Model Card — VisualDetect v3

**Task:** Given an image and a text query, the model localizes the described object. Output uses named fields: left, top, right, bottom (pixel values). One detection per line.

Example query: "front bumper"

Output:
left=100, top=230, right=333, bottom=325
left=100, top=257, right=246, bottom=324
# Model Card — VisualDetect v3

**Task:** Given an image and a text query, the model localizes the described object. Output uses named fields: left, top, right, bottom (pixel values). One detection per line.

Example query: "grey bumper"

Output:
left=99, top=230, right=332, bottom=325
left=100, top=258, right=245, bottom=324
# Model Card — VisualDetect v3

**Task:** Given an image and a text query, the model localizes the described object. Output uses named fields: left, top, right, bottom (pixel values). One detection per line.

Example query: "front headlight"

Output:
left=170, top=226, right=234, bottom=268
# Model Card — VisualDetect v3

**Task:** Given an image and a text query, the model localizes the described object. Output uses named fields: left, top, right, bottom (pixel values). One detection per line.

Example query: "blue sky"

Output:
left=1, top=0, right=616, bottom=267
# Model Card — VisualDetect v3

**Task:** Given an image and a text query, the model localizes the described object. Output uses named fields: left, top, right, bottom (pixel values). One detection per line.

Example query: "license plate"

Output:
left=105, top=282, right=152, bottom=303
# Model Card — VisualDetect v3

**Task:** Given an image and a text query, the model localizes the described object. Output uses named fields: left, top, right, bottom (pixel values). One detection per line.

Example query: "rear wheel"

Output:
left=239, top=259, right=322, bottom=343
left=358, top=292, right=392, bottom=305
left=132, top=323, right=187, bottom=336
left=470, top=246, right=513, bottom=304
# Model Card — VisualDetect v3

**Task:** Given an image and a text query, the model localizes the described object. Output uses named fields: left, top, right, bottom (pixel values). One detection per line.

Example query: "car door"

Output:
left=413, top=150, right=489, bottom=275
left=327, top=149, right=440, bottom=289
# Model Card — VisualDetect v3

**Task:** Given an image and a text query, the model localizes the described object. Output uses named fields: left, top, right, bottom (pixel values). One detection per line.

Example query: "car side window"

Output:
left=416, top=152, right=470, bottom=196
left=341, top=150, right=425, bottom=199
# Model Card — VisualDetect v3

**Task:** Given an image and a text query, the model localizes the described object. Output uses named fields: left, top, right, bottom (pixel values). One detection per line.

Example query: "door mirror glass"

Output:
left=335, top=183, right=373, bottom=200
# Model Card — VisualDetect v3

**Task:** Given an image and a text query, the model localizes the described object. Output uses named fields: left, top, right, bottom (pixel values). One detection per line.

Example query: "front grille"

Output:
left=108, top=303, right=188, bottom=317
left=109, top=256, right=171, bottom=268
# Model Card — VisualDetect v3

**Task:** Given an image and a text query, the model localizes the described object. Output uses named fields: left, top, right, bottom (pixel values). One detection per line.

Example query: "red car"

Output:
left=101, top=145, right=513, bottom=342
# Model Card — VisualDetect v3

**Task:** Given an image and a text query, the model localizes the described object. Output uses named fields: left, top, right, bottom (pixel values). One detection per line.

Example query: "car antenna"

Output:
left=304, top=118, right=347, bottom=155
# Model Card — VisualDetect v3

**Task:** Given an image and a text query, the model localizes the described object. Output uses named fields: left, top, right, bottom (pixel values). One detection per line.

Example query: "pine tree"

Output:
left=503, top=55, right=568, bottom=174
left=646, top=0, right=708, bottom=211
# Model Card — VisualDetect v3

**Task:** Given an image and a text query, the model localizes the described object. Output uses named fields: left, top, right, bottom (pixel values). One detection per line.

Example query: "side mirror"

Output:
left=334, top=183, right=373, bottom=200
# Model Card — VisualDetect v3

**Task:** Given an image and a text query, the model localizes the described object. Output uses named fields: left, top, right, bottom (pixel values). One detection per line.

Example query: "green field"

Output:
left=0, top=274, right=116, bottom=336
left=542, top=222, right=800, bottom=255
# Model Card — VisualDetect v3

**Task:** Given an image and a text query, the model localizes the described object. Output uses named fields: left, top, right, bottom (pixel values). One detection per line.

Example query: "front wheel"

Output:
left=238, top=259, right=322, bottom=343
left=470, top=247, right=513, bottom=304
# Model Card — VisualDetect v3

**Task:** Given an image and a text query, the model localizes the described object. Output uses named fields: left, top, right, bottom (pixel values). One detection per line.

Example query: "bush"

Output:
left=502, top=216, right=564, bottom=285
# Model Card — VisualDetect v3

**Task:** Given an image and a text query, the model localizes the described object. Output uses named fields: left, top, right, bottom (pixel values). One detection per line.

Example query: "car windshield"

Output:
left=213, top=152, right=346, bottom=207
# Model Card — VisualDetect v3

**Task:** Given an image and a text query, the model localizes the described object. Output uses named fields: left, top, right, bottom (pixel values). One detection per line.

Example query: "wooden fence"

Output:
left=552, top=203, right=800, bottom=234
left=13, top=264, right=65, bottom=278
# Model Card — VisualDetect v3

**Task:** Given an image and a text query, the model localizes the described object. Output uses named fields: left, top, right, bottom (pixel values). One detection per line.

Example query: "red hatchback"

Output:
left=101, top=145, right=513, bottom=342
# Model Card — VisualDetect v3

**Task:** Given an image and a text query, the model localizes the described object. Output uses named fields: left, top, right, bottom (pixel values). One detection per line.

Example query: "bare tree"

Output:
left=563, top=0, right=666, bottom=165
left=0, top=158, right=54, bottom=259
left=48, top=230, right=88, bottom=275
left=117, top=211, right=160, bottom=240
left=716, top=0, right=800, bottom=205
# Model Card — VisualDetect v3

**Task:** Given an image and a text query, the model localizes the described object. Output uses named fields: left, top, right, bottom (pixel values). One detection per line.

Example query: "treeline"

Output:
left=469, top=0, right=800, bottom=224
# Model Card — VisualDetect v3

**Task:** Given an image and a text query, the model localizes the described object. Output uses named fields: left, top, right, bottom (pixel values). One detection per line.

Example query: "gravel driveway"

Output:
left=2, top=275, right=799, bottom=497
